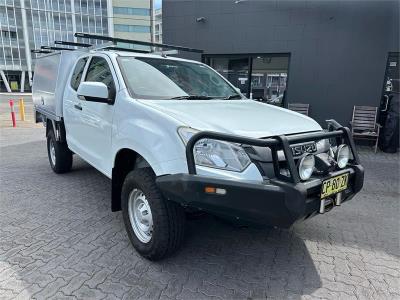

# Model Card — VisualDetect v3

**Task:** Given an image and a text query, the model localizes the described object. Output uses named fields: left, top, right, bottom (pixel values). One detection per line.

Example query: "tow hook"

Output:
left=320, top=197, right=333, bottom=214
left=335, top=192, right=342, bottom=206
left=320, top=193, right=342, bottom=214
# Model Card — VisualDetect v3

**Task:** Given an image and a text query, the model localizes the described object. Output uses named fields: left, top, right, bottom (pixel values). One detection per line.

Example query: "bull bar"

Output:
left=185, top=119, right=360, bottom=183
left=157, top=120, right=364, bottom=228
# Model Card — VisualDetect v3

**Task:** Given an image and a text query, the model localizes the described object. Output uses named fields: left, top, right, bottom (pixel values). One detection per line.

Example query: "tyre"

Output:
left=121, top=168, right=185, bottom=260
left=46, top=130, right=73, bottom=174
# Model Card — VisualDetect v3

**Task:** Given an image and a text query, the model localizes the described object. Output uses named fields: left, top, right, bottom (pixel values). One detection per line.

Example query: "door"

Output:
left=63, top=56, right=89, bottom=152
left=205, top=56, right=250, bottom=95
left=227, top=58, right=250, bottom=95
left=250, top=56, right=289, bottom=106
left=77, top=55, right=117, bottom=175
left=204, top=53, right=290, bottom=104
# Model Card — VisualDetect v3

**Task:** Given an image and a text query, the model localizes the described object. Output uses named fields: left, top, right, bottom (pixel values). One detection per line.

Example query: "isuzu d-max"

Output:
left=33, top=34, right=364, bottom=260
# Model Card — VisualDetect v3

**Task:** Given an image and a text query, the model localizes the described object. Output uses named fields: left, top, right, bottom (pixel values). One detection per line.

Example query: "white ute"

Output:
left=33, top=33, right=364, bottom=260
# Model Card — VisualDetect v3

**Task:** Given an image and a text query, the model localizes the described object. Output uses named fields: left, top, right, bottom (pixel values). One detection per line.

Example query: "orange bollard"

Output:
left=9, top=100, right=16, bottom=127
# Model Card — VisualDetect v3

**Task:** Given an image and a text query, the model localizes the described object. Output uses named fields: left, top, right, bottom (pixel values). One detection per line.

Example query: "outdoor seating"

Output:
left=288, top=103, right=310, bottom=116
left=350, top=105, right=381, bottom=153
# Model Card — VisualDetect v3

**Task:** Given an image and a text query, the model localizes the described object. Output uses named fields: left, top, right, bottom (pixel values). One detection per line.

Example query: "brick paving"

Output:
left=0, top=94, right=41, bottom=129
left=0, top=127, right=399, bottom=300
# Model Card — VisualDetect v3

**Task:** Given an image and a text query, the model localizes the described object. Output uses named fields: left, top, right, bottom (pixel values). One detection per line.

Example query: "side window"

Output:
left=70, top=57, right=88, bottom=91
left=85, top=56, right=116, bottom=99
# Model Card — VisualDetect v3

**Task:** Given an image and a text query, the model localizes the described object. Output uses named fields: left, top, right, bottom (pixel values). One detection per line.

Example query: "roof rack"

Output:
left=74, top=32, right=204, bottom=53
left=54, top=40, right=91, bottom=48
left=31, top=49, right=52, bottom=54
left=105, top=46, right=150, bottom=54
left=31, top=32, right=204, bottom=57
left=41, top=46, right=73, bottom=51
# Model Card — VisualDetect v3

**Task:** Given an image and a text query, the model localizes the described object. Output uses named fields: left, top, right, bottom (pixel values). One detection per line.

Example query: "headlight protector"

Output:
left=178, top=127, right=251, bottom=172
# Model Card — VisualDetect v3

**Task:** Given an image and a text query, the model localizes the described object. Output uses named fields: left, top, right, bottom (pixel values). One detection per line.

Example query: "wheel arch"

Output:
left=111, top=148, right=154, bottom=212
left=45, top=118, right=67, bottom=143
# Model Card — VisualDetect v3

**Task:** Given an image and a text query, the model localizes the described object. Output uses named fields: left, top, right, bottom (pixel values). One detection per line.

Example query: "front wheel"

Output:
left=46, top=130, right=73, bottom=174
left=121, top=168, right=185, bottom=260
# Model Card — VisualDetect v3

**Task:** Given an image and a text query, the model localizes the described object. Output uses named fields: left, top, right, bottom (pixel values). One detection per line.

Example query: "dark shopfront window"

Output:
left=204, top=54, right=290, bottom=106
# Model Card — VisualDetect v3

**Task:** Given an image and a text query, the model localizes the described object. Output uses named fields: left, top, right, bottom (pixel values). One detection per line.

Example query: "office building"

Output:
left=0, top=0, right=154, bottom=92
left=162, top=0, right=399, bottom=126
left=112, top=0, right=152, bottom=44
left=154, top=7, right=162, bottom=43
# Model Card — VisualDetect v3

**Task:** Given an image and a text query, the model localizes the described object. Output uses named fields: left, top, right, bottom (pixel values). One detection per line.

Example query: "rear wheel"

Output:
left=121, top=168, right=185, bottom=260
left=46, top=130, right=73, bottom=174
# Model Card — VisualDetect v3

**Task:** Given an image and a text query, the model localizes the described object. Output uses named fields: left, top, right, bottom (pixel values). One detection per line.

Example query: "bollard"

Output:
left=19, top=98, right=25, bottom=121
left=9, top=100, right=16, bottom=127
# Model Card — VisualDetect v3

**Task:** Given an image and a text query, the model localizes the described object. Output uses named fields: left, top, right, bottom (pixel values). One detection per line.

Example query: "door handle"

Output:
left=74, top=104, right=82, bottom=111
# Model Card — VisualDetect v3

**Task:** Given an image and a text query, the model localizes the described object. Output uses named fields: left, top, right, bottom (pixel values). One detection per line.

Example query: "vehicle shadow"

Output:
left=159, top=216, right=322, bottom=299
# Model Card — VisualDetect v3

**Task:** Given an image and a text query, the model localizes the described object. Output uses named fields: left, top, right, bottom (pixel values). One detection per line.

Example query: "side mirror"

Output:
left=77, top=82, right=113, bottom=104
left=234, top=87, right=241, bottom=93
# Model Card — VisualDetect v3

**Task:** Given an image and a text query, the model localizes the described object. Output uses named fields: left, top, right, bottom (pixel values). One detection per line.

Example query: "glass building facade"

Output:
left=0, top=0, right=154, bottom=92
left=154, top=7, right=161, bottom=43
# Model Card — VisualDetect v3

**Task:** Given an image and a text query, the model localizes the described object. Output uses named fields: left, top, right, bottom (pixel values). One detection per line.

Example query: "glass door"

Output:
left=204, top=53, right=290, bottom=106
left=205, top=56, right=250, bottom=95
left=250, top=56, right=289, bottom=106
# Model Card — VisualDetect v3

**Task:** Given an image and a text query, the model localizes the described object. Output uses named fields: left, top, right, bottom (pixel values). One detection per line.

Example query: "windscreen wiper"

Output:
left=171, top=95, right=214, bottom=100
left=223, top=94, right=242, bottom=100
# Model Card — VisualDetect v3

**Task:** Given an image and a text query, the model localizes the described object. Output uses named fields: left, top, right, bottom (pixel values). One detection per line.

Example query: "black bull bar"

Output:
left=185, top=120, right=360, bottom=183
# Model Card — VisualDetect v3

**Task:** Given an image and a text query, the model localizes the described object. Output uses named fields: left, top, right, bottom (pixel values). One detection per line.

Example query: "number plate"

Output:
left=320, top=173, right=349, bottom=199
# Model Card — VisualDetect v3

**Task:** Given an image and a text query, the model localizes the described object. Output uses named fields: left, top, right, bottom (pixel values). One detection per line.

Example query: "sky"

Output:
left=155, top=0, right=162, bottom=9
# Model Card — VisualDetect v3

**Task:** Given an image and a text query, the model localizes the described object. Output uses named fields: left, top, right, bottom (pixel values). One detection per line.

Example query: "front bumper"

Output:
left=156, top=164, right=364, bottom=228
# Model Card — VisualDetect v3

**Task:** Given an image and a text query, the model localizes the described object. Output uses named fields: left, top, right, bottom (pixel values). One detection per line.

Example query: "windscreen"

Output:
left=118, top=57, right=241, bottom=100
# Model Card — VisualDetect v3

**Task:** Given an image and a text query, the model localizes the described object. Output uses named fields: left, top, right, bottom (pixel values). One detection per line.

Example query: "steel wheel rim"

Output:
left=128, top=188, right=153, bottom=243
left=49, top=140, right=56, bottom=166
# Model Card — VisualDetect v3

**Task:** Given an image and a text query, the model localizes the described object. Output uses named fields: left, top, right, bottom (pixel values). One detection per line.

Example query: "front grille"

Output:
left=290, top=142, right=317, bottom=157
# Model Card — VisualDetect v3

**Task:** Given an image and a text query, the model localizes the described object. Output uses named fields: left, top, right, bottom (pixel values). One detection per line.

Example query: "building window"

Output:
left=0, top=30, right=17, bottom=39
left=114, top=24, right=150, bottom=33
left=204, top=54, right=290, bottom=106
left=113, top=7, right=150, bottom=16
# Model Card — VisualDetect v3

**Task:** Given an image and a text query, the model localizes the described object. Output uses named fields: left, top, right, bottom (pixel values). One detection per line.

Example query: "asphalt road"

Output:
left=0, top=127, right=399, bottom=299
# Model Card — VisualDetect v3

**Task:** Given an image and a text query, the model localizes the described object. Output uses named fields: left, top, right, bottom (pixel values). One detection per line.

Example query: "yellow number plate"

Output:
left=320, top=173, right=349, bottom=199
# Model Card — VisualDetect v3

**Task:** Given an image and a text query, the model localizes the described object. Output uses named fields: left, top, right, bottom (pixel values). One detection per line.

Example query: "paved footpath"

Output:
left=0, top=127, right=399, bottom=300
left=0, top=94, right=41, bottom=129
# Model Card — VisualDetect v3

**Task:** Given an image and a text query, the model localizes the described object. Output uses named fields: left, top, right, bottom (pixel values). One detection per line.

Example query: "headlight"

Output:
left=178, top=127, right=199, bottom=144
left=336, top=144, right=350, bottom=168
left=178, top=127, right=251, bottom=172
left=316, top=139, right=330, bottom=152
left=298, top=154, right=315, bottom=181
